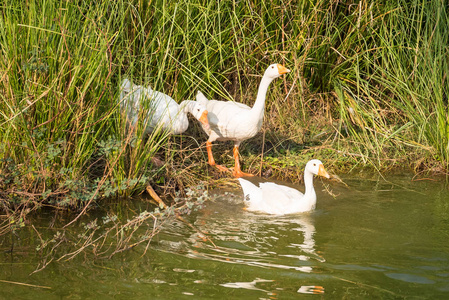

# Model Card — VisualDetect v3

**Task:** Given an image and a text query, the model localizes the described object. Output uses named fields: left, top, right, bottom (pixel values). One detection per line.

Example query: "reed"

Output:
left=0, top=0, right=165, bottom=210
left=329, top=0, right=448, bottom=170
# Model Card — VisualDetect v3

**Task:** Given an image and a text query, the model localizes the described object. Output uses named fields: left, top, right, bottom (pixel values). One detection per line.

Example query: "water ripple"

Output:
left=386, top=273, right=436, bottom=284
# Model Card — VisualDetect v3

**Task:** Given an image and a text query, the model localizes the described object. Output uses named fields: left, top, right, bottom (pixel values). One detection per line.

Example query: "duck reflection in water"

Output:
left=194, top=207, right=326, bottom=293
left=171, top=194, right=325, bottom=289
left=155, top=191, right=327, bottom=295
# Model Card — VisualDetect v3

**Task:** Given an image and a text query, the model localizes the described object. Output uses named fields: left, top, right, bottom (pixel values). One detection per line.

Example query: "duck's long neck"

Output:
left=179, top=100, right=193, bottom=112
left=303, top=170, right=317, bottom=207
left=250, top=75, right=274, bottom=117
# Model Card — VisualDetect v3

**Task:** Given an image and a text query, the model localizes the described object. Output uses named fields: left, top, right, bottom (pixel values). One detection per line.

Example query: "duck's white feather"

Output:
left=196, top=92, right=257, bottom=142
left=238, top=159, right=330, bottom=215
left=238, top=177, right=263, bottom=204
left=119, top=79, right=208, bottom=135
left=240, top=179, right=309, bottom=214
left=196, top=64, right=290, bottom=177
left=196, top=64, right=289, bottom=145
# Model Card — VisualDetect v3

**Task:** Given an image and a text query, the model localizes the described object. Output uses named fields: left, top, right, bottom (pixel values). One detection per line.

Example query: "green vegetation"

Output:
left=1, top=0, right=448, bottom=218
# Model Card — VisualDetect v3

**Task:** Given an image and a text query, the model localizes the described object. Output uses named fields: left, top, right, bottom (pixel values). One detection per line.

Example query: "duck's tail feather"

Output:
left=121, top=78, right=132, bottom=93
left=196, top=90, right=209, bottom=105
left=238, top=178, right=262, bottom=204
left=119, top=78, right=133, bottom=106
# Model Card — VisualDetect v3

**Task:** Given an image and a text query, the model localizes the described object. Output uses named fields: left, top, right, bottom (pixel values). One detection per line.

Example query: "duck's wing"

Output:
left=260, top=182, right=304, bottom=200
left=144, top=89, right=181, bottom=131
left=205, top=100, right=252, bottom=137
left=206, top=99, right=251, bottom=115
left=259, top=182, right=304, bottom=213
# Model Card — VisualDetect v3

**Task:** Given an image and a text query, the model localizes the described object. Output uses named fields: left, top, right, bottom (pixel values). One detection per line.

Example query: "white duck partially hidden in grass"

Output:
left=196, top=63, right=290, bottom=178
left=119, top=79, right=209, bottom=135
left=238, top=159, right=330, bottom=215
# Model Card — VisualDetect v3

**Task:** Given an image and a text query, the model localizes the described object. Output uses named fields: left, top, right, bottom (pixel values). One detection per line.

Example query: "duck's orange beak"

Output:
left=199, top=110, right=210, bottom=130
left=318, top=164, right=330, bottom=179
left=277, top=64, right=291, bottom=75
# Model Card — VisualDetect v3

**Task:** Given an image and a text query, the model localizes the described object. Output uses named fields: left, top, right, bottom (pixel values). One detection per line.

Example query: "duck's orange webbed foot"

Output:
left=214, top=164, right=230, bottom=173
left=232, top=169, right=254, bottom=178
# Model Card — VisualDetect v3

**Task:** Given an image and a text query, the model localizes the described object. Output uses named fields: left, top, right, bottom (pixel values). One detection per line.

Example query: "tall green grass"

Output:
left=328, top=0, right=449, bottom=169
left=0, top=0, right=448, bottom=211
left=0, top=0, right=163, bottom=209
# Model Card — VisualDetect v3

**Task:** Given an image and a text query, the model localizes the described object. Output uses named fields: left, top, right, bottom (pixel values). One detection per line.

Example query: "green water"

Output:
left=2, top=174, right=449, bottom=299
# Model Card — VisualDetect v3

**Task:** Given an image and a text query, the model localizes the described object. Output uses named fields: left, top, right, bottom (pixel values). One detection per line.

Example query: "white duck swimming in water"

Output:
left=238, top=159, right=330, bottom=215
left=196, top=63, right=290, bottom=178
left=119, top=79, right=209, bottom=135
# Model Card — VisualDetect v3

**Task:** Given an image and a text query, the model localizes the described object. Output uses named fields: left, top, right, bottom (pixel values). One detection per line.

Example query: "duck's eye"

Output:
left=313, top=163, right=316, bottom=166
left=197, top=109, right=200, bottom=112
left=271, top=66, right=274, bottom=69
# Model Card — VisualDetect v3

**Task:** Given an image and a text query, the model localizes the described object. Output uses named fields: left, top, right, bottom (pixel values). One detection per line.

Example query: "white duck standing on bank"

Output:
left=238, top=159, right=330, bottom=215
left=119, top=79, right=209, bottom=135
left=196, top=63, right=290, bottom=178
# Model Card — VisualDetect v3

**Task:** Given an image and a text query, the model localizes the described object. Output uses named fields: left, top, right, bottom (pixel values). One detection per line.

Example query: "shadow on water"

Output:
left=2, top=174, right=449, bottom=298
